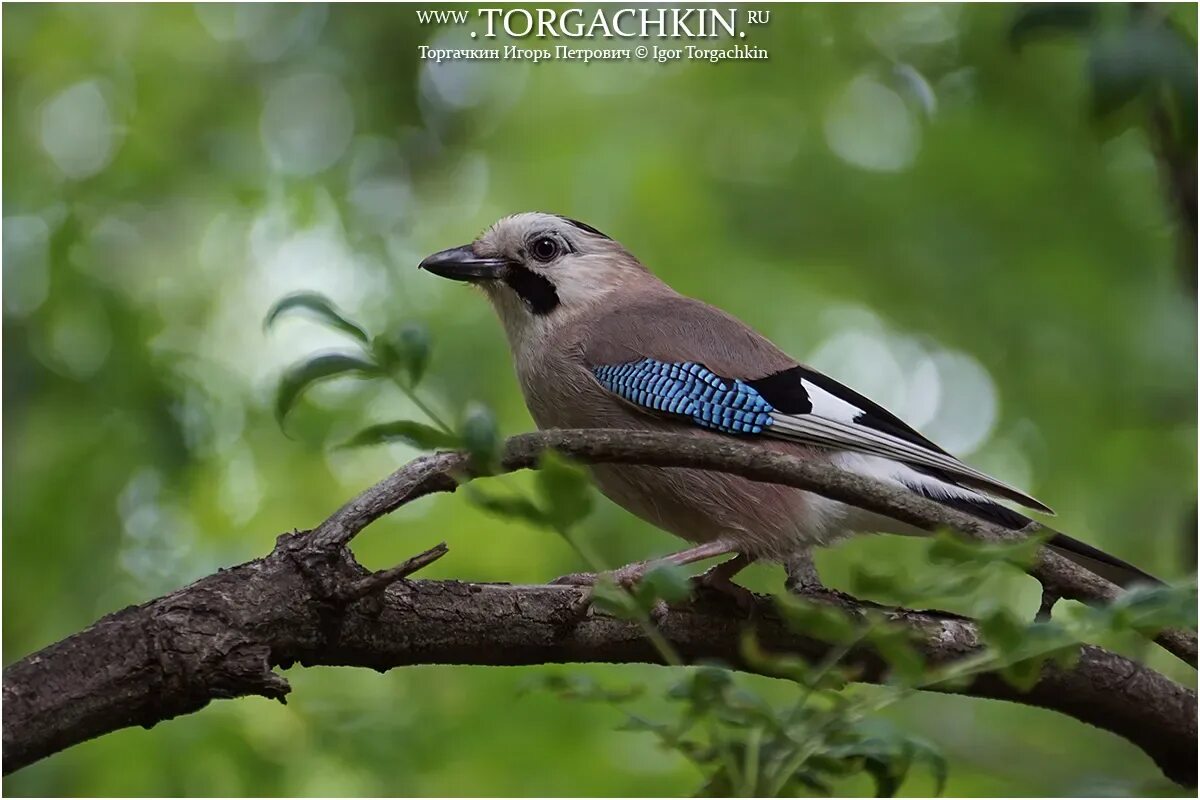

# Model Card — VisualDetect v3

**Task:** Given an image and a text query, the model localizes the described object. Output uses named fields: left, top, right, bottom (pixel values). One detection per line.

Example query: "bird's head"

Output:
left=419, top=212, right=654, bottom=343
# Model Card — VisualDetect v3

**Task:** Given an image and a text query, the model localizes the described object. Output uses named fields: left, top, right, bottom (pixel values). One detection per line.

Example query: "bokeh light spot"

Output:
left=261, top=72, right=354, bottom=175
left=824, top=74, right=919, bottom=172
left=39, top=79, right=120, bottom=179
left=3, top=215, right=51, bottom=316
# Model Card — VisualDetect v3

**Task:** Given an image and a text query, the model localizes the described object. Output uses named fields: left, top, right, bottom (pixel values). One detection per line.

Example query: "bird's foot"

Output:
left=549, top=561, right=649, bottom=589
left=693, top=563, right=756, bottom=616
left=550, top=564, right=671, bottom=621
left=784, top=551, right=824, bottom=594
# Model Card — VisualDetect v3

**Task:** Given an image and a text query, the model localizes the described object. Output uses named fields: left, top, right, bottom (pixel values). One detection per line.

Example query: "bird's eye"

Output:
left=530, top=236, right=559, bottom=263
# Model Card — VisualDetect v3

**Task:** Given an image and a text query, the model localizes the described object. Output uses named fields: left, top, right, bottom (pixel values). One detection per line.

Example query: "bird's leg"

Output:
left=784, top=550, right=824, bottom=594
left=693, top=553, right=756, bottom=614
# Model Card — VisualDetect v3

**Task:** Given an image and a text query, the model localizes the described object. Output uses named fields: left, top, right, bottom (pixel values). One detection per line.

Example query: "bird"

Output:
left=418, top=211, right=1158, bottom=596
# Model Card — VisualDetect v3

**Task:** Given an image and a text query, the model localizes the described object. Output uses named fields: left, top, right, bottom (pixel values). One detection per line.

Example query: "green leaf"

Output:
left=1009, top=4, right=1097, bottom=50
left=910, top=738, right=948, bottom=796
left=824, top=723, right=946, bottom=798
left=867, top=623, right=926, bottom=685
left=781, top=768, right=833, bottom=796
left=849, top=564, right=911, bottom=603
left=668, top=665, right=734, bottom=708
left=373, top=323, right=431, bottom=386
left=274, top=353, right=379, bottom=425
left=264, top=292, right=369, bottom=343
left=868, top=739, right=945, bottom=798
left=615, top=714, right=675, bottom=736
left=978, top=606, right=1027, bottom=656
left=775, top=595, right=859, bottom=644
left=994, top=637, right=1078, bottom=693
left=1106, top=581, right=1198, bottom=634
left=926, top=530, right=1044, bottom=571
left=339, top=420, right=460, bottom=450
left=1088, top=26, right=1196, bottom=121
left=999, top=656, right=1045, bottom=692
left=535, top=451, right=594, bottom=531
left=460, top=403, right=500, bottom=471
left=862, top=754, right=906, bottom=798
left=1048, top=643, right=1082, bottom=672
left=636, top=563, right=693, bottom=607
left=740, top=631, right=846, bottom=689
left=464, top=486, right=548, bottom=527
left=924, top=532, right=980, bottom=566
left=978, top=608, right=1080, bottom=690
left=590, top=577, right=641, bottom=620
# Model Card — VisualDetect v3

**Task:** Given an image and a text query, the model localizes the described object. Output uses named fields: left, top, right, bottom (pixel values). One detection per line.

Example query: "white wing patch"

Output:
left=802, top=379, right=861, bottom=423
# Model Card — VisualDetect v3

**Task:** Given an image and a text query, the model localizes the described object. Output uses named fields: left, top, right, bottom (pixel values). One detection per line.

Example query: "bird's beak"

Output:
left=418, top=245, right=508, bottom=282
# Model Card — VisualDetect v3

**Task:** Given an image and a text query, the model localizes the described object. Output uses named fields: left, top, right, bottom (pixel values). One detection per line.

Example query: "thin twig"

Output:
left=336, top=542, right=449, bottom=603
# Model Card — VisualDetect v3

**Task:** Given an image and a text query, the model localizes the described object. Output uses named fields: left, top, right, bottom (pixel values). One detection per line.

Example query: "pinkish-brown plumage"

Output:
left=418, top=212, right=1158, bottom=588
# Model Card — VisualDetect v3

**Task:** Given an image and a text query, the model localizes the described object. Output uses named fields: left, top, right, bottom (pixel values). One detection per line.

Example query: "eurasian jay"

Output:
left=419, top=212, right=1157, bottom=594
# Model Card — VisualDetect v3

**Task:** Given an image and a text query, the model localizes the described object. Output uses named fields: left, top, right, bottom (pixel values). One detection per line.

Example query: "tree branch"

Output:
left=316, top=429, right=1197, bottom=665
left=4, top=429, right=1196, bottom=786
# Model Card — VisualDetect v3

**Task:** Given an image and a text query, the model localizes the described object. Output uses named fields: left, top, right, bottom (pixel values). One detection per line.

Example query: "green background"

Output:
left=4, top=3, right=1196, bottom=796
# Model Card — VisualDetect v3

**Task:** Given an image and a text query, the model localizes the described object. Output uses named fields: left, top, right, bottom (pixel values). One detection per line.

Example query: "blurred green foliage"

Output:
left=3, top=3, right=1196, bottom=796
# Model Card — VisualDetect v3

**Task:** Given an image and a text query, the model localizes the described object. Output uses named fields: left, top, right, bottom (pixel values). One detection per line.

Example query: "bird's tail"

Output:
left=896, top=470, right=1162, bottom=588
left=1045, top=531, right=1162, bottom=589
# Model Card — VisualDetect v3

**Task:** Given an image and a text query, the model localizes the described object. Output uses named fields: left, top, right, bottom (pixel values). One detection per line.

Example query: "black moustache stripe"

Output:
left=504, top=266, right=560, bottom=315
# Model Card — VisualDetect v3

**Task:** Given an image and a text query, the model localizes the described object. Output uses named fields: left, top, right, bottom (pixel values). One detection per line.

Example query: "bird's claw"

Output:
left=693, top=565, right=756, bottom=616
left=552, top=564, right=679, bottom=623
left=648, top=598, right=670, bottom=623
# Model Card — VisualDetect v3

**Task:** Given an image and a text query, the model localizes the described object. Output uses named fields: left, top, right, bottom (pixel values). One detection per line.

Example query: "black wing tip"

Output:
left=969, top=482, right=1053, bottom=516
left=1048, top=532, right=1164, bottom=587
left=1022, top=496, right=1055, bottom=515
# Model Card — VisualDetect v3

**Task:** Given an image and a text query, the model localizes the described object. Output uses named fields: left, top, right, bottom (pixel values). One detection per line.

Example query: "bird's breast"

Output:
left=512, top=335, right=602, bottom=430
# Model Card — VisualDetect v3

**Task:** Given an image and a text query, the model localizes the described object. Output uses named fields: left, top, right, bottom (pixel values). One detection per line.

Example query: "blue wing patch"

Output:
left=592, top=359, right=775, bottom=435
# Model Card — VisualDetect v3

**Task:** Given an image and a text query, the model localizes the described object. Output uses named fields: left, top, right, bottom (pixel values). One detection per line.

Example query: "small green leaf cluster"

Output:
left=264, top=291, right=497, bottom=463
left=265, top=291, right=625, bottom=613
left=536, top=663, right=946, bottom=798
left=465, top=451, right=595, bottom=532
left=1076, top=581, right=1198, bottom=636
left=542, top=535, right=1194, bottom=796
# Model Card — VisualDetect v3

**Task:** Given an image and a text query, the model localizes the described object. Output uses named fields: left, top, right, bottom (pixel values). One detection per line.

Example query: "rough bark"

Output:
left=4, top=429, right=1196, bottom=786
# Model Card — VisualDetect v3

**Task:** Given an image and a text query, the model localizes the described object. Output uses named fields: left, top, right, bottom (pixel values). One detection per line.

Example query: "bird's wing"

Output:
left=582, top=294, right=1052, bottom=514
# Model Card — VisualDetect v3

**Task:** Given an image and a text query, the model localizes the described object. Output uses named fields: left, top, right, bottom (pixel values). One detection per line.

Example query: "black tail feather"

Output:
left=1047, top=532, right=1163, bottom=589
